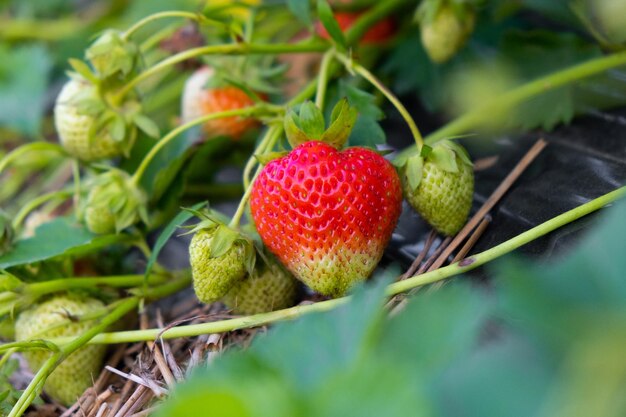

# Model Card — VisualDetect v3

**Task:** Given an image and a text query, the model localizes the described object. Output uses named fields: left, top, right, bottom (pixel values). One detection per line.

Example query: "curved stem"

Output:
left=123, top=11, right=202, bottom=40
left=231, top=127, right=283, bottom=228
left=243, top=124, right=282, bottom=190
left=25, top=274, right=167, bottom=297
left=396, top=49, right=626, bottom=162
left=61, top=186, right=625, bottom=345
left=131, top=105, right=270, bottom=186
left=335, top=53, right=424, bottom=149
left=9, top=353, right=61, bottom=417
left=0, top=143, right=65, bottom=177
left=12, top=190, right=72, bottom=231
left=315, top=51, right=335, bottom=109
left=116, top=40, right=328, bottom=100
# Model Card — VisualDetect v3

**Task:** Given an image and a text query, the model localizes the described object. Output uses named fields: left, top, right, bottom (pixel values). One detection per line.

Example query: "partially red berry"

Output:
left=182, top=66, right=260, bottom=140
left=250, top=141, right=402, bottom=297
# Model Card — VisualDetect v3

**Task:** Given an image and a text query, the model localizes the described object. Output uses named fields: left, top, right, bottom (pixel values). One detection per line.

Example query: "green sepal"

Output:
left=68, top=59, right=99, bottom=85
left=404, top=155, right=424, bottom=191
left=284, top=109, right=311, bottom=148
left=209, top=225, right=239, bottom=259
left=284, top=99, right=359, bottom=149
left=320, top=98, right=358, bottom=149
left=133, top=114, right=160, bottom=139
left=85, top=30, right=139, bottom=78
left=429, top=143, right=459, bottom=173
left=443, top=140, right=474, bottom=167
left=298, top=102, right=326, bottom=138
left=420, top=144, right=433, bottom=158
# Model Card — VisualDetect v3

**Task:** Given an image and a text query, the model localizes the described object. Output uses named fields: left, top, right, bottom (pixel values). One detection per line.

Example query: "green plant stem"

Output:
left=25, top=274, right=168, bottom=297
left=0, top=143, right=65, bottom=177
left=231, top=126, right=283, bottom=228
left=315, top=51, right=335, bottom=109
left=396, top=49, right=626, bottom=162
left=335, top=53, right=424, bottom=149
left=117, top=40, right=328, bottom=100
left=9, top=353, right=61, bottom=417
left=5, top=274, right=192, bottom=416
left=123, top=11, right=202, bottom=40
left=12, top=190, right=72, bottom=231
left=243, top=124, right=282, bottom=190
left=131, top=105, right=271, bottom=186
left=61, top=186, right=625, bottom=345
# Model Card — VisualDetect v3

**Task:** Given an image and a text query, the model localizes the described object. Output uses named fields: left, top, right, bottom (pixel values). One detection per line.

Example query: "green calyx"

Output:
left=184, top=209, right=256, bottom=275
left=83, top=170, right=148, bottom=234
left=403, top=140, right=473, bottom=192
left=85, top=30, right=139, bottom=80
left=284, top=98, right=358, bottom=149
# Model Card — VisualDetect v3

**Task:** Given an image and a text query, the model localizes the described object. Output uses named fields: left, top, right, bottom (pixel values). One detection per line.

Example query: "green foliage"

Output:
left=0, top=217, right=131, bottom=270
left=157, top=199, right=626, bottom=417
left=0, top=44, right=51, bottom=137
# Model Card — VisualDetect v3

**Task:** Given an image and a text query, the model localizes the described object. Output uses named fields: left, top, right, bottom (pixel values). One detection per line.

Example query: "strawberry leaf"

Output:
left=316, top=0, right=347, bottom=50
left=287, top=0, right=313, bottom=27
left=209, top=226, right=239, bottom=259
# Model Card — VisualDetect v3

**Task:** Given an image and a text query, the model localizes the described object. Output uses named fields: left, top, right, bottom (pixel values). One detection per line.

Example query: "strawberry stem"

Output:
left=395, top=48, right=626, bottom=162
left=232, top=126, right=283, bottom=228
left=122, top=11, right=204, bottom=40
left=243, top=124, right=283, bottom=190
left=315, top=51, right=335, bottom=110
left=131, top=105, right=277, bottom=187
left=54, top=186, right=626, bottom=346
left=11, top=189, right=72, bottom=231
left=334, top=53, right=425, bottom=149
left=115, top=40, right=329, bottom=102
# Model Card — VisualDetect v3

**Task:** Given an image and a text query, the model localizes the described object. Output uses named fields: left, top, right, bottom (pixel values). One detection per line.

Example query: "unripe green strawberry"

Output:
left=403, top=141, right=474, bottom=236
left=419, top=3, right=475, bottom=63
left=223, top=262, right=300, bottom=315
left=15, top=293, right=107, bottom=406
left=188, top=215, right=256, bottom=303
left=82, top=170, right=148, bottom=235
left=54, top=78, right=124, bottom=161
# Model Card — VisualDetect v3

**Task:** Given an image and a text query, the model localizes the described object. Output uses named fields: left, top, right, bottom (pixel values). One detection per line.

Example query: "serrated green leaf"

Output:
left=287, top=0, right=312, bottom=26
left=0, top=217, right=130, bottom=269
left=316, top=0, right=347, bottom=50
left=347, top=115, right=386, bottom=147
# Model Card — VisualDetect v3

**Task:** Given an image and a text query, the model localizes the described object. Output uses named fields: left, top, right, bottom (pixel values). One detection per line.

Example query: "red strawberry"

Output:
left=315, top=12, right=395, bottom=44
left=181, top=66, right=260, bottom=140
left=250, top=141, right=402, bottom=297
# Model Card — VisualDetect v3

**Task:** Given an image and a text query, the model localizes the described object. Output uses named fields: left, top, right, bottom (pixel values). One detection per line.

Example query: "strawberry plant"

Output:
left=0, top=0, right=625, bottom=416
